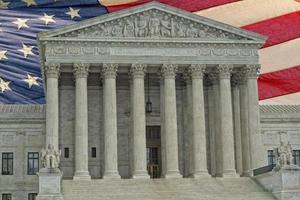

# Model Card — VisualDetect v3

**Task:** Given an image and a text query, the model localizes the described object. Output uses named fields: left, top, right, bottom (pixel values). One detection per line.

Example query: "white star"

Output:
left=23, top=74, right=39, bottom=88
left=0, top=78, right=11, bottom=93
left=40, top=13, right=55, bottom=25
left=0, top=0, right=10, bottom=9
left=66, top=7, right=81, bottom=19
left=13, top=18, right=29, bottom=30
left=22, top=0, right=37, bottom=7
left=18, top=44, right=35, bottom=58
left=0, top=50, right=8, bottom=61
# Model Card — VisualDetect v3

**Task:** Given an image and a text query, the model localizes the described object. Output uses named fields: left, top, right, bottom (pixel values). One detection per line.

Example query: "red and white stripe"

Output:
left=100, top=0, right=300, bottom=105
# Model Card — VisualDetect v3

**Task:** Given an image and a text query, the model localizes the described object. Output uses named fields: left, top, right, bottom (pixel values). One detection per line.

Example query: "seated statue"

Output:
left=274, top=141, right=295, bottom=171
left=41, top=144, right=61, bottom=170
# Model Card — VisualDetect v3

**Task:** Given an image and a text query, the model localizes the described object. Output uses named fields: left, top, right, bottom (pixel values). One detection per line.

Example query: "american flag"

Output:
left=0, top=0, right=299, bottom=104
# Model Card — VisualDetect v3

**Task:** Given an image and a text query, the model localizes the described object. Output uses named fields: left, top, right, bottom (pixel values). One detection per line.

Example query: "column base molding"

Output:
left=73, top=171, right=91, bottom=181
left=241, top=170, right=253, bottom=177
left=164, top=171, right=182, bottom=179
left=132, top=170, right=150, bottom=179
left=103, top=170, right=121, bottom=179
left=192, top=171, right=211, bottom=178
left=222, top=170, right=239, bottom=178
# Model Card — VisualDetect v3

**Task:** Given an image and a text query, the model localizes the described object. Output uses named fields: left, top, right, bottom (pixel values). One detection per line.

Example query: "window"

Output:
left=28, top=193, right=37, bottom=200
left=267, top=150, right=275, bottom=165
left=146, top=126, right=160, bottom=140
left=293, top=150, right=300, bottom=165
left=2, top=193, right=12, bottom=200
left=27, top=152, right=39, bottom=175
left=64, top=148, right=69, bottom=158
left=2, top=153, right=13, bottom=175
left=91, top=147, right=96, bottom=158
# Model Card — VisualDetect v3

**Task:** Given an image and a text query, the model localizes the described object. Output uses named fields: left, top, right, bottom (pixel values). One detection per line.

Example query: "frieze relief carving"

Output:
left=46, top=44, right=258, bottom=58
left=59, top=9, right=249, bottom=40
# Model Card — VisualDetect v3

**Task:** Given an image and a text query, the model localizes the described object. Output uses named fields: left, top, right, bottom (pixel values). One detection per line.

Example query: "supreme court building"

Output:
left=2, top=2, right=300, bottom=200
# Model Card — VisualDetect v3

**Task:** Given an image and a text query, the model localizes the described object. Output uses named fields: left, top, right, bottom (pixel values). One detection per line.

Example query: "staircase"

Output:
left=62, top=177, right=275, bottom=200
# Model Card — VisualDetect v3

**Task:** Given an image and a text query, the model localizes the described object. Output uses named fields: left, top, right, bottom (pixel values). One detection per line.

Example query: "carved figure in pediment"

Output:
left=160, top=15, right=172, bottom=37
left=149, top=13, right=161, bottom=37
left=198, top=29, right=206, bottom=38
left=135, top=15, right=148, bottom=37
left=123, top=19, right=135, bottom=37
left=103, top=25, right=113, bottom=37
left=186, top=24, right=198, bottom=38
left=175, top=21, right=186, bottom=37
left=111, top=22, right=124, bottom=37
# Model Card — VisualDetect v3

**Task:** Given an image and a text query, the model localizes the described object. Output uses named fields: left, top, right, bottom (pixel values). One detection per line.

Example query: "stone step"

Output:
left=62, top=178, right=275, bottom=200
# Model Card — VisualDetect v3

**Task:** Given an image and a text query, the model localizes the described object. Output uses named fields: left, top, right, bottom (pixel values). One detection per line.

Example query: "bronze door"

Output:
left=146, top=126, right=161, bottom=178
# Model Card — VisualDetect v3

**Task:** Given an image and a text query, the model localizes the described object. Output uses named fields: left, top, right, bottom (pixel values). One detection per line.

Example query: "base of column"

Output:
left=222, top=169, right=239, bottom=178
left=192, top=171, right=211, bottom=178
left=164, top=170, right=182, bottom=179
left=133, top=170, right=150, bottom=179
left=241, top=170, right=253, bottom=177
left=103, top=170, right=121, bottom=179
left=73, top=171, right=91, bottom=181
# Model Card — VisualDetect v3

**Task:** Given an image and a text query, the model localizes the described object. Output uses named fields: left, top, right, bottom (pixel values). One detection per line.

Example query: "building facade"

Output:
left=1, top=2, right=300, bottom=200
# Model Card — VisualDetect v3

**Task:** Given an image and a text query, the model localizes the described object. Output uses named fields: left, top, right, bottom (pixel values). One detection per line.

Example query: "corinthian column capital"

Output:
left=217, top=64, right=233, bottom=79
left=130, top=64, right=147, bottom=79
left=189, top=64, right=206, bottom=79
left=160, top=64, right=178, bottom=79
left=44, top=63, right=60, bottom=78
left=102, top=63, right=118, bottom=79
left=73, top=63, right=89, bottom=78
left=245, top=64, right=261, bottom=79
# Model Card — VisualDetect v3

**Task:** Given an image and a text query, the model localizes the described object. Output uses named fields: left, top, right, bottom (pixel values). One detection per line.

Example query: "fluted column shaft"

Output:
left=218, top=65, right=237, bottom=177
left=161, top=64, right=181, bottom=178
left=102, top=63, right=120, bottom=179
left=73, top=63, right=91, bottom=180
left=209, top=73, right=222, bottom=177
left=189, top=65, right=209, bottom=178
left=232, top=75, right=243, bottom=176
left=246, top=65, right=266, bottom=170
left=183, top=73, right=193, bottom=176
left=45, top=63, right=60, bottom=151
left=130, top=64, right=149, bottom=178
left=239, top=74, right=251, bottom=176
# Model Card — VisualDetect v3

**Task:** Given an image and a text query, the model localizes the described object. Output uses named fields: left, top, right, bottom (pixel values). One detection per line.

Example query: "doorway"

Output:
left=146, top=126, right=162, bottom=178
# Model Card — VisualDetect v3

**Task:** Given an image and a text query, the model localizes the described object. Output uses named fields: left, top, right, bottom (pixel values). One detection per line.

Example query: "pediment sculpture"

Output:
left=59, top=9, right=250, bottom=41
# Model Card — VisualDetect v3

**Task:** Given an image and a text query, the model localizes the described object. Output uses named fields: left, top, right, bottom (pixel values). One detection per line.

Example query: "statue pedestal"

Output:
left=273, top=165, right=300, bottom=200
left=36, top=168, right=64, bottom=200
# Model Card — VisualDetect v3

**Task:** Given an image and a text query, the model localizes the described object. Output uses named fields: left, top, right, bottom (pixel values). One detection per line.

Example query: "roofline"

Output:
left=37, top=1, right=267, bottom=42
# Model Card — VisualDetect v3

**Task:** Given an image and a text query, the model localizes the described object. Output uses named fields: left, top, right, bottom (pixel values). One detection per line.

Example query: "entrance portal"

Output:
left=146, top=126, right=161, bottom=178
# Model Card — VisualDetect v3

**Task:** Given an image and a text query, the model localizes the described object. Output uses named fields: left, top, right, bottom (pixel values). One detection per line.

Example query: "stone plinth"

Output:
left=273, top=166, right=300, bottom=200
left=37, top=169, right=64, bottom=200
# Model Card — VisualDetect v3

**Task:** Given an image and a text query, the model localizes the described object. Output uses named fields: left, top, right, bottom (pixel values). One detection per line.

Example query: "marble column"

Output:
left=130, top=64, right=149, bottom=179
left=73, top=63, right=91, bottom=180
left=44, top=63, right=60, bottom=151
left=102, top=63, right=120, bottom=179
left=183, top=72, right=193, bottom=177
left=209, top=73, right=222, bottom=177
left=239, top=72, right=252, bottom=177
left=207, top=80, right=216, bottom=176
left=189, top=64, right=209, bottom=178
left=231, top=74, right=243, bottom=176
left=217, top=64, right=237, bottom=177
left=246, top=64, right=266, bottom=170
left=159, top=76, right=166, bottom=177
left=160, top=64, right=181, bottom=178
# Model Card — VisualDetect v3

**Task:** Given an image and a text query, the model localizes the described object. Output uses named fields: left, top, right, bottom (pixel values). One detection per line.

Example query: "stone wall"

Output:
left=1, top=101, right=300, bottom=199
left=0, top=105, right=45, bottom=198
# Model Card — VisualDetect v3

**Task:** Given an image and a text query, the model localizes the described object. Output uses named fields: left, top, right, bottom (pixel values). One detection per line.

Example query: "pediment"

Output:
left=39, top=2, right=266, bottom=43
